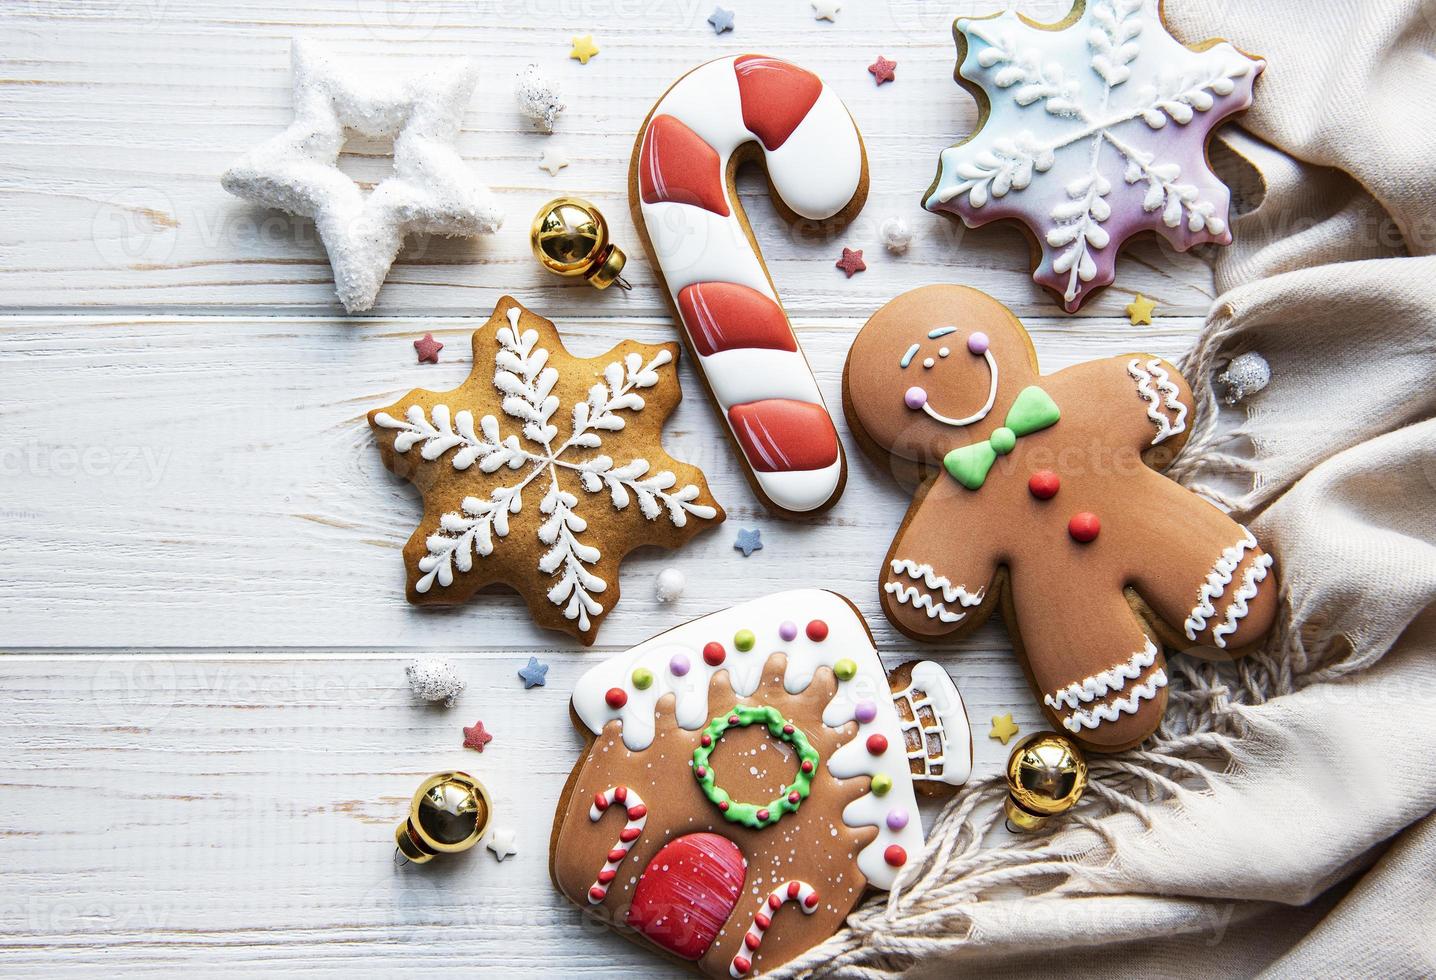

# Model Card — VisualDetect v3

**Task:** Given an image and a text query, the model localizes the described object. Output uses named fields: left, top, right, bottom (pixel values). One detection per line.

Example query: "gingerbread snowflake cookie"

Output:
left=924, top=0, right=1263, bottom=312
left=551, top=590, right=971, bottom=977
left=844, top=286, right=1278, bottom=752
left=369, top=298, right=723, bottom=643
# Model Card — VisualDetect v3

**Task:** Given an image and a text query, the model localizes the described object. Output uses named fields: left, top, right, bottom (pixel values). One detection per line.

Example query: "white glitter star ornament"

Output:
left=221, top=40, right=503, bottom=313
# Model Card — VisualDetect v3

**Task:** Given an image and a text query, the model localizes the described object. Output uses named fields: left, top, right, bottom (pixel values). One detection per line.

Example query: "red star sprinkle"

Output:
left=836, top=248, right=866, bottom=278
left=868, top=56, right=897, bottom=85
left=414, top=333, right=444, bottom=364
left=462, top=720, right=493, bottom=752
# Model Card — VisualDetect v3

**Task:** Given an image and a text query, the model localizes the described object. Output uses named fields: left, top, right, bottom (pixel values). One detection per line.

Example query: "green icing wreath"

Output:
left=691, top=704, right=820, bottom=829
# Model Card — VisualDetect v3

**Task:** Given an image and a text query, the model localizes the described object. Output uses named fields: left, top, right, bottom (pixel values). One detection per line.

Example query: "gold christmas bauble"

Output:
left=530, top=196, right=629, bottom=289
left=1004, top=731, right=1088, bottom=832
left=395, top=771, right=493, bottom=864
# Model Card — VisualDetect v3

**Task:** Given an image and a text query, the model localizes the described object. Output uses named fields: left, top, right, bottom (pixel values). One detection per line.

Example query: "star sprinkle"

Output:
left=734, top=528, right=763, bottom=557
left=518, top=656, right=549, bottom=689
left=539, top=146, right=570, bottom=176
left=836, top=247, right=867, bottom=278
left=989, top=713, right=1020, bottom=745
left=463, top=719, right=494, bottom=752
left=1125, top=293, right=1157, bottom=325
left=868, top=56, right=897, bottom=85
left=221, top=40, right=502, bottom=314
left=812, top=0, right=841, bottom=22
left=414, top=333, right=444, bottom=364
left=569, top=35, right=600, bottom=65
left=707, top=6, right=735, bottom=33
left=485, top=826, right=518, bottom=861
left=924, top=2, right=1263, bottom=312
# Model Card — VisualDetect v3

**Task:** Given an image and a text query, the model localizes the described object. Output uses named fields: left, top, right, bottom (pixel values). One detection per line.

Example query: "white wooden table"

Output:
left=0, top=1, right=1216, bottom=973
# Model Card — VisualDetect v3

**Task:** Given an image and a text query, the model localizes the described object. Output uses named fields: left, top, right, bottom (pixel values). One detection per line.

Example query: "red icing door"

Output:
left=626, top=832, right=747, bottom=960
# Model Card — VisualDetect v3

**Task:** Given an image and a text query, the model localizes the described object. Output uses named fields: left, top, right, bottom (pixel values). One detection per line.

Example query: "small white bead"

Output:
left=880, top=216, right=914, bottom=254
left=655, top=567, right=687, bottom=603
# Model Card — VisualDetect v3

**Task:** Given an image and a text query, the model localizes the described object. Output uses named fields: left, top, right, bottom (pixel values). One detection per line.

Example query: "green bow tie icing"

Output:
left=943, top=386, right=1061, bottom=490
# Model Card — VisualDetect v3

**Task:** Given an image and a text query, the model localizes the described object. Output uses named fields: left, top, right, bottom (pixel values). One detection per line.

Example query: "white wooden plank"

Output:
left=0, top=313, right=1205, bottom=650
left=0, top=648, right=1040, bottom=973
left=0, top=0, right=1220, bottom=318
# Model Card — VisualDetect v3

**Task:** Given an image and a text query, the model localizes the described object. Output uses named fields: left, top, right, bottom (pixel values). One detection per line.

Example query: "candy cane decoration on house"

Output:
left=631, top=55, right=867, bottom=516
left=586, top=785, right=648, bottom=904
left=729, top=880, right=820, bottom=977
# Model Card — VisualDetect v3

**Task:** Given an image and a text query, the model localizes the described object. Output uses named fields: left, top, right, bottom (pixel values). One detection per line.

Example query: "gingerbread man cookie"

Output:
left=630, top=55, right=868, bottom=517
left=844, top=286, right=1277, bottom=752
left=369, top=297, right=723, bottom=643
left=551, top=590, right=971, bottom=977
left=924, top=0, right=1263, bottom=312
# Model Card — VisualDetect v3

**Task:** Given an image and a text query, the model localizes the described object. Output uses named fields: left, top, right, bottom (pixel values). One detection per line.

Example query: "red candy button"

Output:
left=866, top=734, right=888, bottom=755
left=884, top=844, right=907, bottom=867
left=1068, top=512, right=1101, bottom=543
left=1029, top=470, right=1060, bottom=499
left=605, top=687, right=628, bottom=709
left=703, top=641, right=726, bottom=666
left=805, top=619, right=829, bottom=642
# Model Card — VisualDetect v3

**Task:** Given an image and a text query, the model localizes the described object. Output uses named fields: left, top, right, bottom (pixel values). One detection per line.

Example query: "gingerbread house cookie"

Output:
left=550, top=590, right=971, bottom=977
left=844, top=285, right=1278, bottom=752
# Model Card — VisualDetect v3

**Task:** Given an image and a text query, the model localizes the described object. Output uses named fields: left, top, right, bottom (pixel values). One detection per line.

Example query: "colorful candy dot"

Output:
left=904, top=386, right=927, bottom=410
left=870, top=773, right=893, bottom=796
left=806, top=620, right=829, bottom=642
left=788, top=791, right=801, bottom=804
left=1069, top=512, right=1101, bottom=543
left=782, top=723, right=795, bottom=735
left=669, top=652, right=691, bottom=676
left=990, top=426, right=1017, bottom=455
left=700, top=733, right=712, bottom=747
left=779, top=620, right=798, bottom=642
left=1029, top=470, right=1060, bottom=499
left=854, top=700, right=878, bottom=724
left=922, top=357, right=935, bottom=369
left=734, top=628, right=755, bottom=652
left=884, top=844, right=907, bottom=867
left=756, top=808, right=770, bottom=822
left=631, top=668, right=653, bottom=690
left=703, top=641, right=726, bottom=666
left=800, top=759, right=814, bottom=774
left=695, top=765, right=707, bottom=779
left=968, top=331, right=989, bottom=355
left=729, top=714, right=740, bottom=725
left=833, top=658, right=857, bottom=681
left=939, top=346, right=951, bottom=358
left=886, top=808, right=910, bottom=831
left=605, top=687, right=627, bottom=709
left=866, top=734, right=889, bottom=755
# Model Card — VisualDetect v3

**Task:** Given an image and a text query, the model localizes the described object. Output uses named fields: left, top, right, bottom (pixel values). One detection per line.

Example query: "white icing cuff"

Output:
left=764, top=87, right=863, bottom=220
left=1044, top=639, right=1158, bottom=711
left=751, top=461, right=843, bottom=514
left=701, top=348, right=824, bottom=409
left=641, top=202, right=772, bottom=298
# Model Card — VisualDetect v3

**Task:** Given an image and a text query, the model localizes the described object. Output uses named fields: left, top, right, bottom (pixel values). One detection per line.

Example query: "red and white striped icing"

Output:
left=634, top=55, right=865, bottom=514
left=586, top=784, right=648, bottom=904
left=728, top=880, right=820, bottom=977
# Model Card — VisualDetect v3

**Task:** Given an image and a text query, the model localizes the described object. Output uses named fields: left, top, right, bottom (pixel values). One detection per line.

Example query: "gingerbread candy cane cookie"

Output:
left=631, top=55, right=868, bottom=516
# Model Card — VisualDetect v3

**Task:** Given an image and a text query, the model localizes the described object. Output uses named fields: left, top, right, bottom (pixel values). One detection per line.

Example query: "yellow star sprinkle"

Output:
left=989, top=713, right=1020, bottom=745
left=569, top=35, right=599, bottom=65
left=1126, top=293, right=1157, bottom=325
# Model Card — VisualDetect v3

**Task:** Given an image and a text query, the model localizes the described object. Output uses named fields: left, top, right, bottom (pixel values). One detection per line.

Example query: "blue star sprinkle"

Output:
left=707, top=6, right=735, bottom=34
left=517, top=656, right=549, bottom=689
left=733, top=528, right=763, bottom=557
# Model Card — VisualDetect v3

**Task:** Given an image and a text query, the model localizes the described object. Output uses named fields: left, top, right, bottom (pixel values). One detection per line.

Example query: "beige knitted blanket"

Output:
left=774, top=2, right=1436, bottom=975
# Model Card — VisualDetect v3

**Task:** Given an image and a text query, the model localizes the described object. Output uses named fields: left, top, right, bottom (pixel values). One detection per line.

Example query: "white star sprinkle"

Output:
left=539, top=146, right=570, bottom=176
left=812, top=0, right=842, bottom=21
left=485, top=826, right=518, bottom=861
left=221, top=40, right=503, bottom=313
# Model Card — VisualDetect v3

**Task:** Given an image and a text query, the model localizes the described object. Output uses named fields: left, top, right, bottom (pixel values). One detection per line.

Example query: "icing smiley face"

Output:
left=845, top=286, right=1042, bottom=469
left=899, top=327, right=999, bottom=428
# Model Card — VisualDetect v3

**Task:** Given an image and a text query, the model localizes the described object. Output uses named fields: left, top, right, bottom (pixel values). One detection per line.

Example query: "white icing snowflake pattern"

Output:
left=374, top=307, right=718, bottom=631
left=926, top=0, right=1263, bottom=312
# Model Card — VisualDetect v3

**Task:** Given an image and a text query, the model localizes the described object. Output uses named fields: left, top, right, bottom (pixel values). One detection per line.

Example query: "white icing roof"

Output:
left=571, top=589, right=922, bottom=890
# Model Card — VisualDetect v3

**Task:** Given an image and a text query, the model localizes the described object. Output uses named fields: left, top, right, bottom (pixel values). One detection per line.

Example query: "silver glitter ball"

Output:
left=1215, top=352, right=1271, bottom=406
left=405, top=659, right=466, bottom=706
